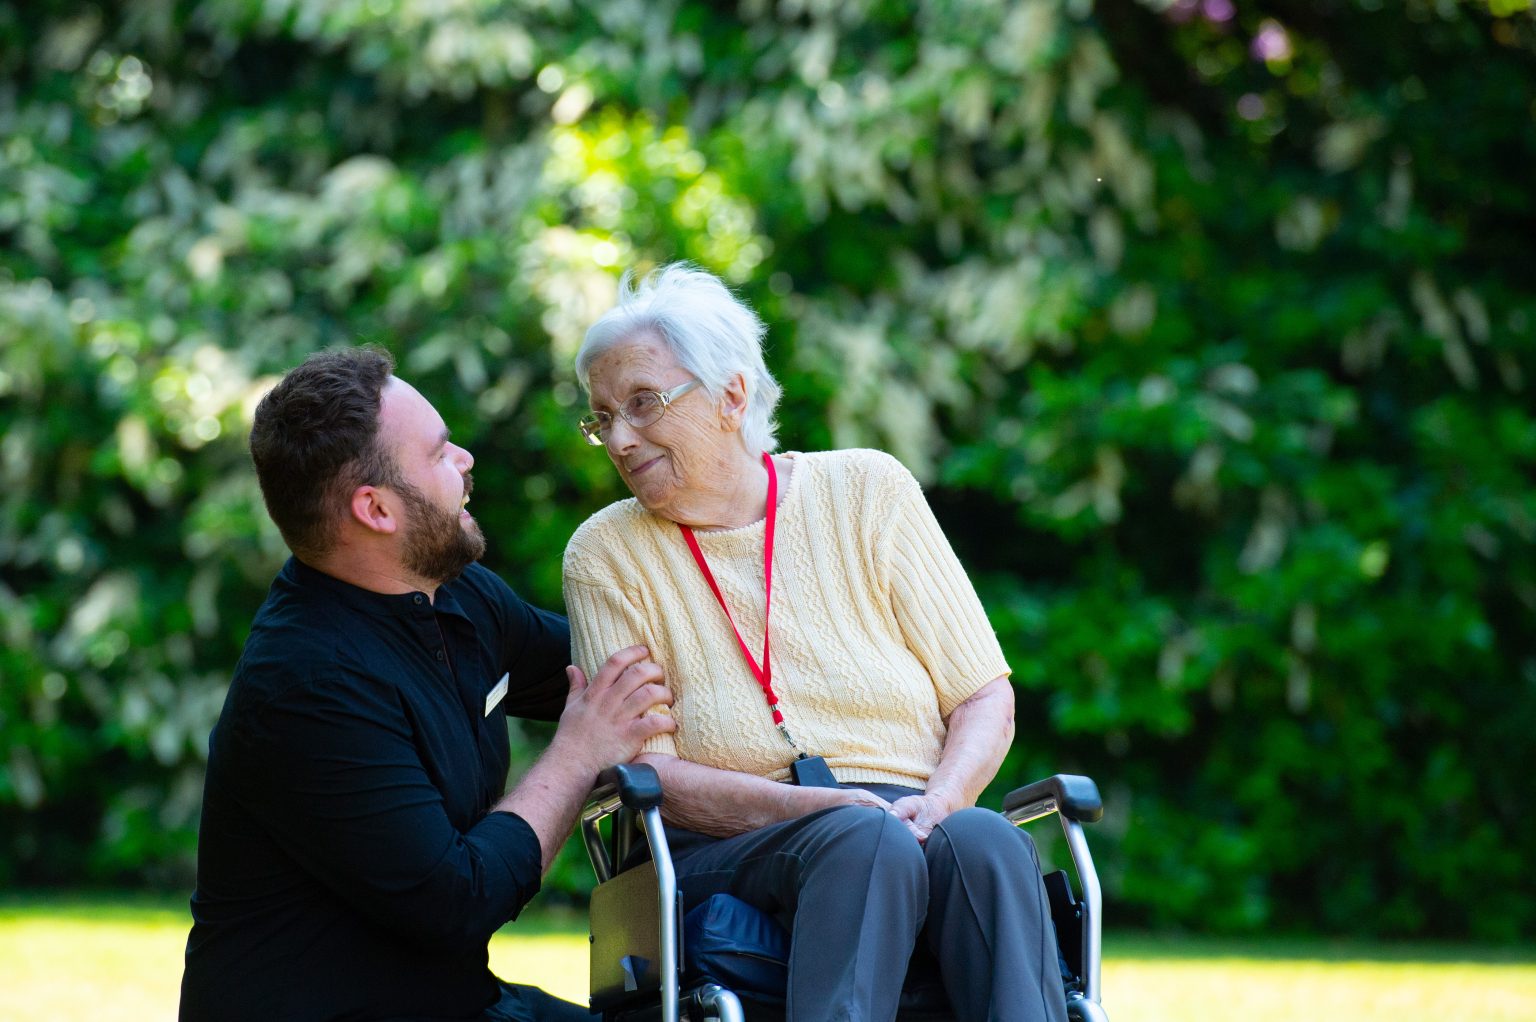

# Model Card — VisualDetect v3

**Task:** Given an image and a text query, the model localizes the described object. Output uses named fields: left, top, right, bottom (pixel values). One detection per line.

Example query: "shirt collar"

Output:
left=282, top=556, right=470, bottom=622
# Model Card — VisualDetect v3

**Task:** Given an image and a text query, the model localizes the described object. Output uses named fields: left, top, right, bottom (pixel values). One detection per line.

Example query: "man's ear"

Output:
left=348, top=485, right=401, bottom=536
left=719, top=373, right=749, bottom=431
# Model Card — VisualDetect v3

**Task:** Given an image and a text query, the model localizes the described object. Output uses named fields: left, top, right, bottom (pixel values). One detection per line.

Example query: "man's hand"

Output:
left=550, top=645, right=675, bottom=778
left=499, top=646, right=674, bottom=872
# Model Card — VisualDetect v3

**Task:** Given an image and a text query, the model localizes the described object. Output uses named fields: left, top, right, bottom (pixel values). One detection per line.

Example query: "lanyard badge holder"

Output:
left=680, top=453, right=840, bottom=789
left=788, top=751, right=838, bottom=788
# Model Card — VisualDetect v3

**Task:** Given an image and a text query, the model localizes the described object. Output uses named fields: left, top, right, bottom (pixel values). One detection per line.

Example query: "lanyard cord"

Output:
left=678, top=452, right=801, bottom=753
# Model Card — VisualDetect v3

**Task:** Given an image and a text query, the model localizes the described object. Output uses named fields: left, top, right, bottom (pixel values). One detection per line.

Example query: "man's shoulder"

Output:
left=229, top=567, right=398, bottom=704
left=230, top=600, right=360, bottom=707
left=444, top=561, right=568, bottom=666
left=443, top=560, right=517, bottom=612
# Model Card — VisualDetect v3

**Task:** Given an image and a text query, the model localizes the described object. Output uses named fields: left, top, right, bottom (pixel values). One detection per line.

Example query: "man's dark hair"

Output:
left=249, top=347, right=400, bottom=561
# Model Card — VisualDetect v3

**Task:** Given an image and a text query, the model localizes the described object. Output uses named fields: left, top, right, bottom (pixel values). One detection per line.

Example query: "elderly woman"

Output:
left=562, top=264, right=1067, bottom=1022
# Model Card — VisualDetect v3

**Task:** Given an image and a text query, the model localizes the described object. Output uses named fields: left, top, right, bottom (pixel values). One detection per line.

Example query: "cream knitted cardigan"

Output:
left=562, top=448, right=1010, bottom=789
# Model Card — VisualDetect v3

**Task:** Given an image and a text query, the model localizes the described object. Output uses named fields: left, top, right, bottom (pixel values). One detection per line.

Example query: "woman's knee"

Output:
left=926, top=807, right=1038, bottom=871
left=808, top=805, right=926, bottom=884
left=834, top=804, right=927, bottom=854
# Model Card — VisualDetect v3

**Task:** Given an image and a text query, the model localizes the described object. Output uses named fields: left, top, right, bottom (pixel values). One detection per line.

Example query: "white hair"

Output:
left=576, top=263, right=782, bottom=454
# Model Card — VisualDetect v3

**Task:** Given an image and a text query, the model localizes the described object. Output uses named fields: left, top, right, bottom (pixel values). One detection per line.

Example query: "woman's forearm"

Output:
left=634, top=752, right=884, bottom=838
left=635, top=676, right=1013, bottom=839
left=923, top=675, right=1016, bottom=812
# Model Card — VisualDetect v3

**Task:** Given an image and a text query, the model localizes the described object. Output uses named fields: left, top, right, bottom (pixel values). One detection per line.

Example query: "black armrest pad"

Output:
left=1002, top=774, right=1103, bottom=823
left=595, top=763, right=663, bottom=811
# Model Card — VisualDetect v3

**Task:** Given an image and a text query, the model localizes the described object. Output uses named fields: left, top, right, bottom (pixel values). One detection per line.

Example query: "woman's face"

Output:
left=585, top=334, right=740, bottom=520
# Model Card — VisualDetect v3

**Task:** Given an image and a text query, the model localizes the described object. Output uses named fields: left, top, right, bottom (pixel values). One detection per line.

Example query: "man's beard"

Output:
left=397, top=474, right=486, bottom=586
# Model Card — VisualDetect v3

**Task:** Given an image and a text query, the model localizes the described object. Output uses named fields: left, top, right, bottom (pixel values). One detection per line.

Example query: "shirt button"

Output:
left=413, top=595, right=424, bottom=605
left=435, top=649, right=445, bottom=661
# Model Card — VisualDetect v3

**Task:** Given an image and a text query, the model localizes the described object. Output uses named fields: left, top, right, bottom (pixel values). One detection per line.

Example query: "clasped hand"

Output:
left=889, top=792, right=957, bottom=845
left=811, top=788, right=956, bottom=845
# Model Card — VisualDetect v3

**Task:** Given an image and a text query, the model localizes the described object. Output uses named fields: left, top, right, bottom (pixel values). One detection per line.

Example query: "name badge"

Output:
left=484, top=673, right=509, bottom=717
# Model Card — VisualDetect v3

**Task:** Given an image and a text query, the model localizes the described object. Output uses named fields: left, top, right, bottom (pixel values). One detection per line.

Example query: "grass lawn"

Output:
left=2, top=893, right=1532, bottom=1021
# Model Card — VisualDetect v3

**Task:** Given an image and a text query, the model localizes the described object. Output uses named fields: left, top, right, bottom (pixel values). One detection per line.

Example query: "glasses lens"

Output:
left=623, top=391, right=665, bottom=428
left=578, top=415, right=606, bottom=446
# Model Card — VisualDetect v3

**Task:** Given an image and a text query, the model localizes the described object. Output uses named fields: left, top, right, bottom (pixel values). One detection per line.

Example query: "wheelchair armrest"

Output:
left=595, top=763, right=664, bottom=811
left=1002, top=774, right=1103, bottom=824
left=1003, top=773, right=1107, bottom=1008
left=583, top=764, right=664, bottom=885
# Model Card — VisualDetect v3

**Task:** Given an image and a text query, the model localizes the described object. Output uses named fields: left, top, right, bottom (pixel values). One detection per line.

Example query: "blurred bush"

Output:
left=1, top=0, right=1532, bottom=939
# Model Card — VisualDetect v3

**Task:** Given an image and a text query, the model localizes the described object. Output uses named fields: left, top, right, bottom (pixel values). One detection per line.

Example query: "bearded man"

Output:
left=179, top=347, right=672, bottom=1021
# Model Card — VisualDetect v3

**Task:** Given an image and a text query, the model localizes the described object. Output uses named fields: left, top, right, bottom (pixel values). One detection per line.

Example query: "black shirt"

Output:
left=180, top=558, right=571, bottom=1022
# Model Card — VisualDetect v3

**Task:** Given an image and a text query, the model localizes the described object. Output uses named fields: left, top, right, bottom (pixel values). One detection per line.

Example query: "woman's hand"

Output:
left=796, top=786, right=894, bottom=815
left=889, top=792, right=956, bottom=844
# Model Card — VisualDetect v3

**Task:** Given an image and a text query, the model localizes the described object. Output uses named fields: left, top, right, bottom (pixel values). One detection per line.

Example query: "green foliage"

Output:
left=2, top=0, right=1533, bottom=939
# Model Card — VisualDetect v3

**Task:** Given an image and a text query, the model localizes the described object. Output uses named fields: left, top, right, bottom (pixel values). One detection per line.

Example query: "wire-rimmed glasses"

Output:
left=578, top=379, right=701, bottom=446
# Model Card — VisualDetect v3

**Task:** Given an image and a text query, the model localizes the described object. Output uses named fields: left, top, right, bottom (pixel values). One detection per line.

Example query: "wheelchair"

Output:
left=580, top=764, right=1109, bottom=1022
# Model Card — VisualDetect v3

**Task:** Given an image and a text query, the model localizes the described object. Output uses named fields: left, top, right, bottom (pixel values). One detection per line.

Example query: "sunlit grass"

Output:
left=2, top=893, right=1532, bottom=1021
left=1101, top=934, right=1536, bottom=1022
left=0, top=893, right=190, bottom=1022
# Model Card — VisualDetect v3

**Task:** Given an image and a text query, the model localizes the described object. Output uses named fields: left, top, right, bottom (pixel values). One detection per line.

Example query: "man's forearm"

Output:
left=492, top=733, right=602, bottom=872
left=490, top=646, right=675, bottom=871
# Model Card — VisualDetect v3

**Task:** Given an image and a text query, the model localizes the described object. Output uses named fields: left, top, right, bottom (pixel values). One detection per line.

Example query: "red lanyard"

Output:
left=678, top=452, right=799, bottom=751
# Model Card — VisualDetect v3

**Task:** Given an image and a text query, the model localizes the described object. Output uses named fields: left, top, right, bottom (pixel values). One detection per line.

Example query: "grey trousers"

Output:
left=480, top=982, right=594, bottom=1021
left=667, top=785, right=1069, bottom=1022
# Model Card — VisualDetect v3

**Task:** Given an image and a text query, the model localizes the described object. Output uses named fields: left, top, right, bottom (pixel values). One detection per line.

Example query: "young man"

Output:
left=179, top=348, right=673, bottom=1021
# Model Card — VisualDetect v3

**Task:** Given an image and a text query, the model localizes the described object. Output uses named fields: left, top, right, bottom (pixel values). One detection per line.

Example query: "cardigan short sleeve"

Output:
left=563, top=533, right=679, bottom=759
left=875, top=457, right=1011, bottom=718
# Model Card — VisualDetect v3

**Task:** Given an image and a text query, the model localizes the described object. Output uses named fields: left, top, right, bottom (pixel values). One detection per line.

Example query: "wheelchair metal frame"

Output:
left=1002, top=775, right=1109, bottom=1022
left=582, top=766, right=1109, bottom=1022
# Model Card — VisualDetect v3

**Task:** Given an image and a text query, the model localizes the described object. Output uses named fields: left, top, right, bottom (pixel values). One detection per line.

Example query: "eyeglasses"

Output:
left=579, top=379, right=701, bottom=446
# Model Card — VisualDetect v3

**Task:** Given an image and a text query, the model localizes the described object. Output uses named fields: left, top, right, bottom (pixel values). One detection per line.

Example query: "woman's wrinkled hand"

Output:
left=889, top=793, right=956, bottom=845
left=790, top=785, right=893, bottom=819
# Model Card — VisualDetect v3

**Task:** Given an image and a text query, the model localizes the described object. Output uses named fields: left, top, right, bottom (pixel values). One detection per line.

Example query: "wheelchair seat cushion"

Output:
left=682, top=894, right=790, bottom=1001
left=679, top=893, right=959, bottom=1016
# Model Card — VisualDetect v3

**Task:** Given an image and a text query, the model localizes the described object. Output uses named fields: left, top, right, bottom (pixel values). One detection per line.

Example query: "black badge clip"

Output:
left=789, top=754, right=839, bottom=788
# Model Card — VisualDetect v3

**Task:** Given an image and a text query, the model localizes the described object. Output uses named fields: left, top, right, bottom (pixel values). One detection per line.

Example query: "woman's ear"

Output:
left=719, top=372, right=749, bottom=431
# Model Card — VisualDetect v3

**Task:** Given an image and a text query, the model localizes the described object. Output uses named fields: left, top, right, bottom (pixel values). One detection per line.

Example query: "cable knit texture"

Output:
left=562, top=448, right=1010, bottom=788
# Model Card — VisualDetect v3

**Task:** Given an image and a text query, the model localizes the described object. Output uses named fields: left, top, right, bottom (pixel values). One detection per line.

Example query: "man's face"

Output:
left=376, top=377, right=485, bottom=584
left=396, top=474, right=485, bottom=585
